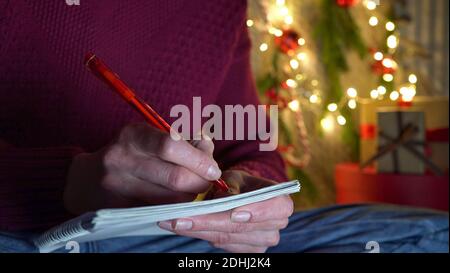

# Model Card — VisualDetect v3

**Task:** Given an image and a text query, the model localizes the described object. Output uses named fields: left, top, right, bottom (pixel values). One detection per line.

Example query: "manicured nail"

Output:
left=207, top=165, right=221, bottom=179
left=174, top=219, right=193, bottom=230
left=231, top=211, right=251, bottom=223
left=158, top=221, right=173, bottom=230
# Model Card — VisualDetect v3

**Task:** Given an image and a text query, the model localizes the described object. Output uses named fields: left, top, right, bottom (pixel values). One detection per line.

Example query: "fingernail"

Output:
left=231, top=211, right=251, bottom=223
left=207, top=165, right=221, bottom=179
left=174, top=219, right=193, bottom=230
left=158, top=221, right=173, bottom=230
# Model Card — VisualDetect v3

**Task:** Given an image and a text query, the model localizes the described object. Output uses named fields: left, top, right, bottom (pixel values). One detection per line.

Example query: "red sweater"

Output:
left=0, top=0, right=287, bottom=231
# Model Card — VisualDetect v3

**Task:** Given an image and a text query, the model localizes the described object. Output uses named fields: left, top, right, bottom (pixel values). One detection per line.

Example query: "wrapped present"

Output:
left=335, top=163, right=449, bottom=211
left=376, top=110, right=426, bottom=174
left=359, top=96, right=449, bottom=174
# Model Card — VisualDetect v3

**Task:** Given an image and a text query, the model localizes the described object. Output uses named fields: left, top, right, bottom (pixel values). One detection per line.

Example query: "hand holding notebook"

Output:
left=51, top=54, right=301, bottom=254
left=36, top=180, right=300, bottom=253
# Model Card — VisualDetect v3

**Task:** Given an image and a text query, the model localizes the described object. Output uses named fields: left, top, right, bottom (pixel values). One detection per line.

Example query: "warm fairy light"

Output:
left=327, top=103, right=338, bottom=112
left=297, top=52, right=307, bottom=61
left=290, top=59, right=299, bottom=69
left=408, top=74, right=418, bottom=84
left=374, top=52, right=383, bottom=61
left=377, top=86, right=387, bottom=95
left=309, top=94, right=319, bottom=103
left=279, top=6, right=289, bottom=17
left=346, top=87, right=357, bottom=98
left=284, top=15, right=293, bottom=25
left=387, top=35, right=398, bottom=49
left=286, top=79, right=297, bottom=88
left=276, top=0, right=286, bottom=6
left=402, top=97, right=413, bottom=102
left=269, top=27, right=283, bottom=37
left=311, top=79, right=319, bottom=87
left=298, top=38, right=306, bottom=46
left=400, top=86, right=416, bottom=101
left=383, top=74, right=394, bottom=82
left=390, top=90, right=400, bottom=101
left=295, top=74, right=304, bottom=81
left=348, top=99, right=357, bottom=109
left=270, top=0, right=290, bottom=22
left=402, top=94, right=414, bottom=102
left=246, top=19, right=254, bottom=27
left=259, top=43, right=268, bottom=52
left=370, top=89, right=379, bottom=99
left=369, top=16, right=379, bottom=26
left=366, top=0, right=377, bottom=10
left=382, top=58, right=395, bottom=68
left=399, top=86, right=409, bottom=95
left=321, top=116, right=335, bottom=132
left=288, top=99, right=300, bottom=112
left=337, top=115, right=347, bottom=125
left=274, top=29, right=283, bottom=37
left=385, top=21, right=395, bottom=31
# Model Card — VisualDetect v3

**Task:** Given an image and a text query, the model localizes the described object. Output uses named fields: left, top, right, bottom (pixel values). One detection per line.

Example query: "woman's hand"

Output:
left=64, top=123, right=221, bottom=214
left=158, top=171, right=294, bottom=253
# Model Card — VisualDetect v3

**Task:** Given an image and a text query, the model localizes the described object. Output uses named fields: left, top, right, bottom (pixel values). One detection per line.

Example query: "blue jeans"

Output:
left=0, top=204, right=448, bottom=253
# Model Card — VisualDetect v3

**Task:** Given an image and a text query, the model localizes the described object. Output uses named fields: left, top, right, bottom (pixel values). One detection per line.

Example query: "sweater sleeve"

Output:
left=213, top=25, right=288, bottom=183
left=0, top=142, right=83, bottom=231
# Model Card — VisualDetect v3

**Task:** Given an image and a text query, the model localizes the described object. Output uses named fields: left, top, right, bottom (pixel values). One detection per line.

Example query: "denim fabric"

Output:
left=0, top=204, right=448, bottom=253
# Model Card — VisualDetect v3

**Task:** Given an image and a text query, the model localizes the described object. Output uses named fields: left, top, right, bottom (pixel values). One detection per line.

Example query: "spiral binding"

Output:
left=34, top=219, right=87, bottom=249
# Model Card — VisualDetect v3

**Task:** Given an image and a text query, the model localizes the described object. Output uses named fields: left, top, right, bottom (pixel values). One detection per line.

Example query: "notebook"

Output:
left=34, top=180, right=300, bottom=253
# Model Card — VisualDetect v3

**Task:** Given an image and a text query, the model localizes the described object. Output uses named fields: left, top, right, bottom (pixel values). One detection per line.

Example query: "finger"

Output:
left=164, top=230, right=280, bottom=247
left=231, top=195, right=294, bottom=223
left=127, top=124, right=221, bottom=181
left=192, top=138, right=214, bottom=156
left=131, top=155, right=210, bottom=193
left=190, top=131, right=215, bottom=156
left=212, top=243, right=267, bottom=253
left=102, top=173, right=196, bottom=205
left=161, top=196, right=293, bottom=226
left=157, top=136, right=221, bottom=180
left=158, top=214, right=288, bottom=233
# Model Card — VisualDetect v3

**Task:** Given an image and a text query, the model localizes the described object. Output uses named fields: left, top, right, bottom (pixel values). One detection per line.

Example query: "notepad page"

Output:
left=92, top=183, right=299, bottom=226
left=96, top=181, right=298, bottom=217
left=35, top=180, right=300, bottom=253
left=94, top=181, right=299, bottom=220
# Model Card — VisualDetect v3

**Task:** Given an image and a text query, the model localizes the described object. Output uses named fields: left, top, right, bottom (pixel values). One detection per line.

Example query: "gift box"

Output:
left=335, top=163, right=449, bottom=211
left=359, top=96, right=449, bottom=174
left=375, top=110, right=425, bottom=174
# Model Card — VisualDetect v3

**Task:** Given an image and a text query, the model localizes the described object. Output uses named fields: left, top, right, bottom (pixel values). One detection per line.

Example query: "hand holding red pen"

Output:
left=83, top=53, right=229, bottom=193
left=63, top=54, right=227, bottom=214
left=64, top=122, right=222, bottom=214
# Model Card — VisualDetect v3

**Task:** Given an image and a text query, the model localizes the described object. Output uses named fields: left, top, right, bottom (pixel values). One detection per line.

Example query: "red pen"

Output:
left=84, top=53, right=230, bottom=193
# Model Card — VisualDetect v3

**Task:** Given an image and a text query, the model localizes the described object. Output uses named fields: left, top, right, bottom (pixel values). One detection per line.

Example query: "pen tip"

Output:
left=84, top=52, right=96, bottom=66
